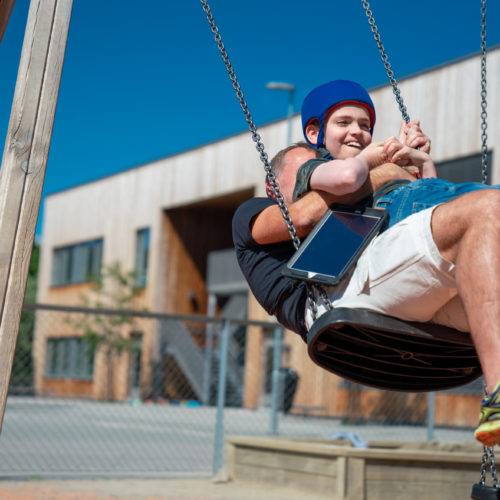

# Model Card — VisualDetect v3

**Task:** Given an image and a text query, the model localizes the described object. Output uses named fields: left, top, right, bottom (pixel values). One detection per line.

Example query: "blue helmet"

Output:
left=301, top=80, right=376, bottom=148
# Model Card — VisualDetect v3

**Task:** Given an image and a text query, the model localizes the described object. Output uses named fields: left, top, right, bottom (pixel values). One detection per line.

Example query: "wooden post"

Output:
left=0, top=0, right=16, bottom=44
left=0, top=0, right=73, bottom=431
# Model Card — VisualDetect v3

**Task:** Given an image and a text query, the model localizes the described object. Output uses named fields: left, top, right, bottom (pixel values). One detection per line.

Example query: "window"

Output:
left=52, top=239, right=103, bottom=286
left=134, top=228, right=150, bottom=288
left=45, top=337, right=94, bottom=380
left=436, top=151, right=493, bottom=184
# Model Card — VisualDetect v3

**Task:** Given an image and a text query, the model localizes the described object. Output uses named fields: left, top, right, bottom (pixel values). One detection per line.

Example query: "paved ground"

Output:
left=0, top=397, right=477, bottom=479
left=0, top=478, right=331, bottom=500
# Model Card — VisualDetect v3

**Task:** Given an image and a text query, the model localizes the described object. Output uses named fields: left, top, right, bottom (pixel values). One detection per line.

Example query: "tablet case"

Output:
left=283, top=205, right=388, bottom=286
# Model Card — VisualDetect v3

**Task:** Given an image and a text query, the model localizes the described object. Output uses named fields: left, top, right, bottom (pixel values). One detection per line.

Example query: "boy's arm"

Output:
left=308, top=156, right=369, bottom=195
left=252, top=162, right=414, bottom=245
left=293, top=143, right=388, bottom=201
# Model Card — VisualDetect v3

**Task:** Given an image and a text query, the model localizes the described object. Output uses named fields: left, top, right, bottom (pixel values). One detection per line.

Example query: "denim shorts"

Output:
left=375, top=178, right=498, bottom=228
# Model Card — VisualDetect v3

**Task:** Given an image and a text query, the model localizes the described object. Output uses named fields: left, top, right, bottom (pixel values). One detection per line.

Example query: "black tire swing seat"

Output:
left=307, top=308, right=481, bottom=392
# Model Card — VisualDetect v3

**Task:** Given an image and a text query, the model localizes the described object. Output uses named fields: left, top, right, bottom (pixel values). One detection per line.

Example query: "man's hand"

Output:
left=265, top=177, right=278, bottom=201
left=399, top=119, right=431, bottom=153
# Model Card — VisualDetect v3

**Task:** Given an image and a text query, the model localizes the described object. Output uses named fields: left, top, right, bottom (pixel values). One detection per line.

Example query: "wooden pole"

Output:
left=0, top=0, right=73, bottom=431
left=0, top=0, right=16, bottom=45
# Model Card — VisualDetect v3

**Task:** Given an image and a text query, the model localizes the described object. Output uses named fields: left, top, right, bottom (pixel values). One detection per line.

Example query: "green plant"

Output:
left=68, top=262, right=146, bottom=400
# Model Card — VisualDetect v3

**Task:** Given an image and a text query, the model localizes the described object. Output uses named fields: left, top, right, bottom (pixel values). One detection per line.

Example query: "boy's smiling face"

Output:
left=307, top=103, right=372, bottom=159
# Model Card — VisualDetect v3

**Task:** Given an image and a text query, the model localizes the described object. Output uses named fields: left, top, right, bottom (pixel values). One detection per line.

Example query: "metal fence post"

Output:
left=269, top=326, right=283, bottom=436
left=212, top=319, right=229, bottom=476
left=202, top=295, right=217, bottom=405
left=427, top=391, right=435, bottom=441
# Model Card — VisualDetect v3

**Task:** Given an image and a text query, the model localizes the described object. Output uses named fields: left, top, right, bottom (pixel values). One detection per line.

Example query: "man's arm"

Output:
left=251, top=163, right=414, bottom=245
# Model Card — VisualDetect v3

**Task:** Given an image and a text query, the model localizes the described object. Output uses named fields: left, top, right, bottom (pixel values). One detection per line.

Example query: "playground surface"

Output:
left=0, top=478, right=332, bottom=500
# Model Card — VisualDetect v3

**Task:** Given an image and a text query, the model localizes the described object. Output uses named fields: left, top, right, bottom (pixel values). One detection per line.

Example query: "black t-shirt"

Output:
left=232, top=197, right=308, bottom=339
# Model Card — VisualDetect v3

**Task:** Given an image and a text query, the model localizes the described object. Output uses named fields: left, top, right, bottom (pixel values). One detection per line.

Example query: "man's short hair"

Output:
left=270, top=142, right=319, bottom=178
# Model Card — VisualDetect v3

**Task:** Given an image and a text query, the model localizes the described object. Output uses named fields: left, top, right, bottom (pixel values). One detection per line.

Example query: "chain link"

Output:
left=489, top=447, right=499, bottom=487
left=307, top=287, right=319, bottom=322
left=480, top=0, right=488, bottom=184
left=200, top=0, right=301, bottom=250
left=480, top=446, right=489, bottom=485
left=479, top=446, right=499, bottom=487
left=360, top=1, right=410, bottom=123
left=479, top=380, right=498, bottom=487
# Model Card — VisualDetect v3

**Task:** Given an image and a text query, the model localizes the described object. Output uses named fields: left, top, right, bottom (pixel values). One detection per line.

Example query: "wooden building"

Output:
left=35, top=48, right=500, bottom=426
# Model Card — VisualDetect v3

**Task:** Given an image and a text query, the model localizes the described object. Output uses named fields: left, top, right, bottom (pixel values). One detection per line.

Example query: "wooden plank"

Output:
left=234, top=462, right=338, bottom=494
left=346, top=457, right=365, bottom=500
left=365, top=461, right=478, bottom=500
left=234, top=446, right=338, bottom=476
left=337, top=456, right=347, bottom=499
left=0, top=0, right=73, bottom=431
left=0, top=0, right=15, bottom=44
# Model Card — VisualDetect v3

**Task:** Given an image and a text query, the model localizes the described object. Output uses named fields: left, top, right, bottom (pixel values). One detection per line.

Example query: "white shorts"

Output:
left=304, top=206, right=470, bottom=332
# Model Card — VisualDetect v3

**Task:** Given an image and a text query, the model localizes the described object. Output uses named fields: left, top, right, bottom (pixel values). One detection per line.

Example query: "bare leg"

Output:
left=431, top=189, right=500, bottom=393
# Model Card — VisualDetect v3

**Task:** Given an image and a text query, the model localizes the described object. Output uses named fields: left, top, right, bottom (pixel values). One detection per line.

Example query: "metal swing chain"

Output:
left=480, top=0, right=489, bottom=185
left=200, top=0, right=328, bottom=320
left=489, top=447, right=499, bottom=487
left=479, top=381, right=499, bottom=487
left=480, top=446, right=489, bottom=485
left=360, top=1, right=410, bottom=124
left=479, top=446, right=498, bottom=487
left=199, top=0, right=301, bottom=251
left=477, top=445, right=500, bottom=489
left=478, top=3, right=497, bottom=486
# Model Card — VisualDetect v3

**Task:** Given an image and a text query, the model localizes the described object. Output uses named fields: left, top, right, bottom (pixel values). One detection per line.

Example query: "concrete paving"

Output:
left=0, top=478, right=332, bottom=499
left=0, top=397, right=477, bottom=479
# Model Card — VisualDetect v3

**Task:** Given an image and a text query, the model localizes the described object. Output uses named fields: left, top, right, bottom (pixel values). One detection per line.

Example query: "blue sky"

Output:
left=1, top=1, right=499, bottom=237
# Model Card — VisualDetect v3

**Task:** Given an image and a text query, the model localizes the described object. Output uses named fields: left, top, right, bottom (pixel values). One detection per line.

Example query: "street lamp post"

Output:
left=266, top=81, right=295, bottom=146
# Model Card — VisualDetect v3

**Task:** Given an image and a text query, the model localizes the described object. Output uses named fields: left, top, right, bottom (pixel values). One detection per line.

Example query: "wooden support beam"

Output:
left=0, top=0, right=16, bottom=45
left=0, top=0, right=73, bottom=431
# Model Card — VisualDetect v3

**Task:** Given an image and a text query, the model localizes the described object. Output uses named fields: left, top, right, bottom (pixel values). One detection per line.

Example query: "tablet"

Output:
left=283, top=205, right=388, bottom=286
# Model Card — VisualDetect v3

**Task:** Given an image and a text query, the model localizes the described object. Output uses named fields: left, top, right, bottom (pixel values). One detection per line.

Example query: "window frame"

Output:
left=51, top=238, right=103, bottom=287
left=45, top=337, right=94, bottom=380
left=133, top=227, right=150, bottom=289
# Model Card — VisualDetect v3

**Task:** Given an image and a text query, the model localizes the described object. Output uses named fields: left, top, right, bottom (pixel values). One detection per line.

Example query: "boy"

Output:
left=290, top=80, right=436, bottom=226
left=292, top=80, right=491, bottom=229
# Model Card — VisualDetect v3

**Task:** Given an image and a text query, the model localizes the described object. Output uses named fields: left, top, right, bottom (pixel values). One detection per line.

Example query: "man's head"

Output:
left=301, top=80, right=376, bottom=157
left=267, top=142, right=319, bottom=204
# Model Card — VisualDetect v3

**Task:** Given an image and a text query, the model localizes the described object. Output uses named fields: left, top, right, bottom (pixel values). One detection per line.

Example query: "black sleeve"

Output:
left=292, top=157, right=329, bottom=201
left=232, top=198, right=308, bottom=339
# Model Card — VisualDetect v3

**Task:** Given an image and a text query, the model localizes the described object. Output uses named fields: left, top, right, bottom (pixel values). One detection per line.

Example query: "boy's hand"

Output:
left=384, top=137, right=411, bottom=166
left=358, top=141, right=387, bottom=169
left=398, top=120, right=431, bottom=153
left=383, top=137, right=437, bottom=178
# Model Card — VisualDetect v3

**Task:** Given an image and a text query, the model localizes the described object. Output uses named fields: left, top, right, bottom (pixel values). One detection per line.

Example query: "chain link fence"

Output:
left=0, top=303, right=482, bottom=479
